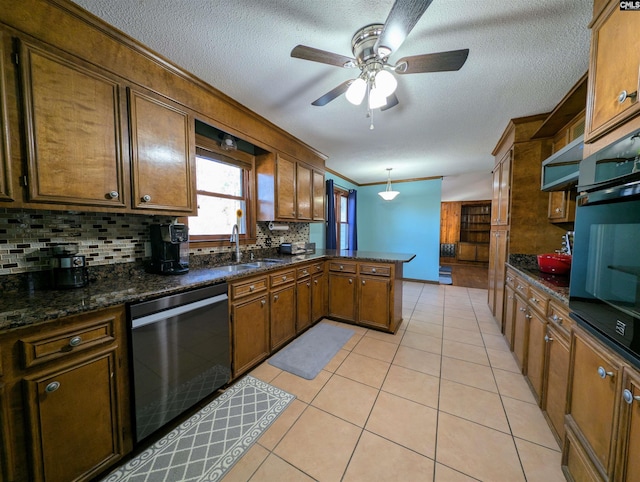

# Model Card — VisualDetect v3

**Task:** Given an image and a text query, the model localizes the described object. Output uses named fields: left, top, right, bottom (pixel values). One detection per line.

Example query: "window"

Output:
left=334, top=187, right=350, bottom=250
left=188, top=134, right=255, bottom=246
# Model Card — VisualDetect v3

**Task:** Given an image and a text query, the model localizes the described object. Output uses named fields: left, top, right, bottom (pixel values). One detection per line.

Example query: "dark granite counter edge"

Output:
left=0, top=250, right=416, bottom=332
left=506, top=262, right=570, bottom=305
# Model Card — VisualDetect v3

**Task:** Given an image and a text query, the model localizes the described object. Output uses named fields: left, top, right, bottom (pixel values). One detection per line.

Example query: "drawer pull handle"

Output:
left=349, top=279, right=353, bottom=284
left=108, top=191, right=119, bottom=199
left=249, top=285, right=255, bottom=291
left=306, top=282, right=310, bottom=287
left=362, top=280, right=366, bottom=285
left=314, top=280, right=318, bottom=285
left=517, top=285, right=525, bottom=291
left=372, top=268, right=377, bottom=273
left=552, top=314, right=563, bottom=324
left=623, top=389, right=640, bottom=404
left=69, top=336, right=82, bottom=347
left=530, top=298, right=539, bottom=304
left=45, top=381, right=60, bottom=393
left=261, top=299, right=266, bottom=306
left=525, top=314, right=532, bottom=320
left=597, top=366, right=614, bottom=379
left=274, top=295, right=279, bottom=301
left=618, top=90, right=638, bottom=104
left=339, top=265, right=344, bottom=270
left=519, top=307, right=526, bottom=312
left=544, top=334, right=553, bottom=343
left=282, top=276, right=287, bottom=281
left=303, top=270, right=308, bottom=275
left=142, top=194, right=151, bottom=202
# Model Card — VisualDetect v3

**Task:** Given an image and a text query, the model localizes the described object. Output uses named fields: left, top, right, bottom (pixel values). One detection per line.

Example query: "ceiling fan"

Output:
left=291, top=0, right=469, bottom=127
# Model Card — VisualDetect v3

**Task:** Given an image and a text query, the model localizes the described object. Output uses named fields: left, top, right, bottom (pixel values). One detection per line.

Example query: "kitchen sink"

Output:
left=239, top=260, right=285, bottom=268
left=212, top=259, right=287, bottom=273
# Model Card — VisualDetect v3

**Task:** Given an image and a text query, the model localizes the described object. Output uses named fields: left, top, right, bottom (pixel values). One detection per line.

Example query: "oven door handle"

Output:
left=131, top=293, right=228, bottom=329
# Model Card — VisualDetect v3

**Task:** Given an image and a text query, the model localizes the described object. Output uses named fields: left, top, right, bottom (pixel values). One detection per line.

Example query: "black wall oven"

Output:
left=570, top=130, right=640, bottom=365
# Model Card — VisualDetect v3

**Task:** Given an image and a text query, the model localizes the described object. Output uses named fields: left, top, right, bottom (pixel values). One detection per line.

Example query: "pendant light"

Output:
left=378, top=168, right=400, bottom=201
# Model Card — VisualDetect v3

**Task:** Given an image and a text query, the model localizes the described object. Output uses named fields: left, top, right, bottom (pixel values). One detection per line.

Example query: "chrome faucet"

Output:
left=230, top=224, right=242, bottom=262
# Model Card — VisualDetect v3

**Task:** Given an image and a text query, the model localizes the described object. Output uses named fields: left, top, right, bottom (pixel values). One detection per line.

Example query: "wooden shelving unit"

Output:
left=458, top=202, right=491, bottom=262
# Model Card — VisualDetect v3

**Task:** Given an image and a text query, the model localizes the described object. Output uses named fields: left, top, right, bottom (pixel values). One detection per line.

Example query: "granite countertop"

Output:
left=0, top=250, right=416, bottom=332
left=506, top=257, right=570, bottom=304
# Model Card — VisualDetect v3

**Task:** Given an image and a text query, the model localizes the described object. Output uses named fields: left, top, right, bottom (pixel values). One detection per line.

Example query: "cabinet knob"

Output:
left=552, top=314, right=563, bottom=324
left=339, top=265, right=344, bottom=270
left=142, top=194, right=151, bottom=202
left=108, top=191, right=119, bottom=199
left=349, top=279, right=353, bottom=284
left=69, top=336, right=82, bottom=347
left=303, top=270, right=308, bottom=275
left=555, top=207, right=562, bottom=213
left=618, top=90, right=638, bottom=104
left=314, top=280, right=318, bottom=285
left=45, top=381, right=60, bottom=393
left=530, top=298, right=539, bottom=304
left=249, top=285, right=255, bottom=291
left=261, top=299, right=266, bottom=306
left=519, top=307, right=526, bottom=312
left=525, top=314, right=532, bottom=319
left=282, top=276, right=287, bottom=281
left=372, top=268, right=377, bottom=273
left=362, top=280, right=366, bottom=285
left=597, top=366, right=614, bottom=379
left=517, top=284, right=524, bottom=291
left=544, top=334, right=553, bottom=343
left=274, top=294, right=279, bottom=301
left=306, top=282, right=310, bottom=287
left=623, top=389, right=640, bottom=405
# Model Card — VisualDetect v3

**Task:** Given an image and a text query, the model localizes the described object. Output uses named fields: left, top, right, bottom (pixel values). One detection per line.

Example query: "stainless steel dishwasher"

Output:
left=129, top=282, right=230, bottom=443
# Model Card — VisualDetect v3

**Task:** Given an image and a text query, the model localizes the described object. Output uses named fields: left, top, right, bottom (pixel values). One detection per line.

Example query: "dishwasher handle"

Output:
left=131, top=293, right=228, bottom=330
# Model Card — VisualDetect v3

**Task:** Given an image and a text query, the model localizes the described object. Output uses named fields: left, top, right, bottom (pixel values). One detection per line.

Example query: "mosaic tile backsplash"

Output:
left=0, top=208, right=310, bottom=276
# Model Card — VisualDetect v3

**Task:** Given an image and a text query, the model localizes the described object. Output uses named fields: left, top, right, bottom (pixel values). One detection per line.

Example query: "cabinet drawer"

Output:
left=527, top=284, right=549, bottom=316
left=270, top=269, right=296, bottom=288
left=547, top=299, right=573, bottom=338
left=328, top=262, right=357, bottom=273
left=312, top=263, right=324, bottom=273
left=231, top=277, right=268, bottom=300
left=297, top=265, right=312, bottom=279
left=505, top=268, right=518, bottom=288
left=19, top=316, right=116, bottom=369
left=359, top=264, right=390, bottom=277
left=513, top=277, right=529, bottom=299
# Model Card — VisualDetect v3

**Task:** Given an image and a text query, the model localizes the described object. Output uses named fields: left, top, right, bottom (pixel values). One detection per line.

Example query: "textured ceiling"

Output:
left=71, top=0, right=592, bottom=194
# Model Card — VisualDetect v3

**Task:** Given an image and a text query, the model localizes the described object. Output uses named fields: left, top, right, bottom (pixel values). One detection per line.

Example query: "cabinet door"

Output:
left=0, top=381, right=14, bottom=482
left=276, top=154, right=296, bottom=219
left=358, top=276, right=390, bottom=330
left=296, top=278, right=312, bottom=334
left=526, top=309, right=547, bottom=401
left=513, top=295, right=529, bottom=372
left=457, top=242, right=477, bottom=261
left=328, top=273, right=356, bottom=322
left=129, top=88, right=195, bottom=214
left=312, top=170, right=325, bottom=221
left=311, top=271, right=326, bottom=323
left=548, top=191, right=576, bottom=223
left=568, top=328, right=621, bottom=476
left=18, top=40, right=127, bottom=209
left=616, top=368, right=640, bottom=482
left=488, top=228, right=508, bottom=323
left=296, top=163, right=312, bottom=220
left=544, top=323, right=570, bottom=442
left=503, top=284, right=516, bottom=349
left=0, top=33, right=12, bottom=202
left=497, top=152, right=511, bottom=225
left=586, top=3, right=640, bottom=140
left=23, top=349, right=122, bottom=482
left=270, top=284, right=296, bottom=351
left=231, top=295, right=269, bottom=377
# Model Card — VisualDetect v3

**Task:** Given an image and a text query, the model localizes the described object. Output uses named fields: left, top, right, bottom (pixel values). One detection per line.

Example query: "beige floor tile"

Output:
left=401, top=331, right=442, bottom=355
left=438, top=379, right=510, bottom=433
left=443, top=326, right=485, bottom=347
left=365, top=391, right=438, bottom=457
left=493, top=368, right=537, bottom=403
left=270, top=369, right=331, bottom=403
left=393, top=345, right=442, bottom=377
left=443, top=308, right=476, bottom=320
left=486, top=347, right=520, bottom=372
left=352, top=335, right=399, bottom=363
left=515, top=438, right=566, bottom=482
left=335, top=351, right=391, bottom=388
left=249, top=361, right=282, bottom=383
left=311, top=374, right=378, bottom=427
left=273, top=406, right=361, bottom=482
left=482, top=332, right=511, bottom=351
left=478, top=320, right=502, bottom=335
left=343, top=430, right=435, bottom=482
left=436, top=412, right=525, bottom=482
left=443, top=315, right=480, bottom=332
left=440, top=357, right=497, bottom=393
left=221, top=443, right=269, bottom=482
left=434, top=463, right=479, bottom=481
left=341, top=331, right=364, bottom=351
left=258, top=399, right=308, bottom=450
left=405, top=319, right=444, bottom=338
left=323, top=348, right=349, bottom=373
left=502, top=397, right=560, bottom=450
left=248, top=453, right=315, bottom=481
left=364, top=326, right=405, bottom=344
left=442, top=339, right=489, bottom=366
left=411, top=309, right=444, bottom=324
left=381, top=364, right=440, bottom=408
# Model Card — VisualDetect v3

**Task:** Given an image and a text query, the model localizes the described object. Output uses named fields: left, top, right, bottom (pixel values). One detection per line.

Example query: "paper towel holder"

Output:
left=268, top=222, right=289, bottom=231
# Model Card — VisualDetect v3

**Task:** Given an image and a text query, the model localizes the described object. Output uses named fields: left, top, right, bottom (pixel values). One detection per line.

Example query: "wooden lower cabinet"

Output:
left=311, top=270, right=326, bottom=323
left=488, top=228, right=508, bottom=325
left=270, top=283, right=296, bottom=351
left=543, top=321, right=570, bottom=443
left=503, top=284, right=516, bottom=349
left=526, top=308, right=547, bottom=401
left=0, top=305, right=130, bottom=482
left=512, top=294, right=529, bottom=372
left=328, top=271, right=357, bottom=322
left=615, top=368, right=640, bottom=482
left=296, top=262, right=325, bottom=333
left=358, top=275, right=390, bottom=330
left=296, top=276, right=312, bottom=334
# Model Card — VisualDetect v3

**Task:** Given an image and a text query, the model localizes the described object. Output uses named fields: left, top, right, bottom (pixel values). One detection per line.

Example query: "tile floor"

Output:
left=221, top=282, right=566, bottom=482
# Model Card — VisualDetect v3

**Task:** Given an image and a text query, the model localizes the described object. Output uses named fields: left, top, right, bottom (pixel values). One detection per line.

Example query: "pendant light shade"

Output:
left=378, top=168, right=400, bottom=201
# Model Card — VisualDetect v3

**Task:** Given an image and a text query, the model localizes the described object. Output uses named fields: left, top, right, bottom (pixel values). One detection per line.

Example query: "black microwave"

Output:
left=569, top=178, right=640, bottom=365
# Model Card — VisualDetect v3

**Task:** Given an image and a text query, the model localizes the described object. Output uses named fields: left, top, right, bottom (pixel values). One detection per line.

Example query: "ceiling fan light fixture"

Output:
left=374, top=69, right=397, bottom=97
left=345, top=77, right=367, bottom=105
left=378, top=168, right=400, bottom=201
left=369, top=87, right=387, bottom=109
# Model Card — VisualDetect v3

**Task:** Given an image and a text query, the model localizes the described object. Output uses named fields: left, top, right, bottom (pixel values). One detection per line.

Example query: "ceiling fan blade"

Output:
left=374, top=0, right=434, bottom=57
left=311, top=79, right=354, bottom=106
left=291, top=45, right=356, bottom=68
left=395, top=49, right=469, bottom=74
left=381, top=93, right=400, bottom=111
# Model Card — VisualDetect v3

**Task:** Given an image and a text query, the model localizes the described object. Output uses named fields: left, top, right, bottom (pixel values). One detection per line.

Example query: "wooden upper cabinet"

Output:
left=276, top=153, right=296, bottom=219
left=585, top=1, right=640, bottom=141
left=0, top=33, right=12, bottom=202
left=491, top=151, right=511, bottom=226
left=312, top=169, right=325, bottom=221
left=296, top=162, right=312, bottom=220
left=128, top=88, right=196, bottom=214
left=17, top=39, right=127, bottom=209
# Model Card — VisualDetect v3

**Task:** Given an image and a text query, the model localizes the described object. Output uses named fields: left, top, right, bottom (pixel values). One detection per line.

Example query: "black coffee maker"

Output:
left=51, top=244, right=89, bottom=289
left=149, top=223, right=189, bottom=275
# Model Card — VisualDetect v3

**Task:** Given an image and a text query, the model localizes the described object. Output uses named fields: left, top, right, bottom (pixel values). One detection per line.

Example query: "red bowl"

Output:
left=537, top=254, right=572, bottom=275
